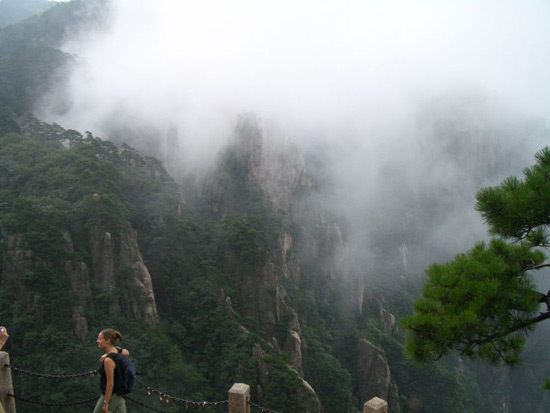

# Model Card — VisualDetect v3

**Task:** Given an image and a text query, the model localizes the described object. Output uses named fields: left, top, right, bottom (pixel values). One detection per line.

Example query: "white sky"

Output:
left=41, top=0, right=550, bottom=164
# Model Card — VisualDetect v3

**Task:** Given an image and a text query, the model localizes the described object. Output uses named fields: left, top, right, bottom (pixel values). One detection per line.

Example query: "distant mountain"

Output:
left=0, top=0, right=105, bottom=135
left=0, top=0, right=54, bottom=28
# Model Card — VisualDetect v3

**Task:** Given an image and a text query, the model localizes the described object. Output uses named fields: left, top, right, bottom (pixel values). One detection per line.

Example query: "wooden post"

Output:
left=228, top=383, right=250, bottom=413
left=364, top=397, right=388, bottom=413
left=0, top=352, right=15, bottom=413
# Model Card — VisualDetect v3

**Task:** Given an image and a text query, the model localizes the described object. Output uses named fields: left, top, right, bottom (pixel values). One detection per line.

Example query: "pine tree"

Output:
left=403, top=147, right=550, bottom=370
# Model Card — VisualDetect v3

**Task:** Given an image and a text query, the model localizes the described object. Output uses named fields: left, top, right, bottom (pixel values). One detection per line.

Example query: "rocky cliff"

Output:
left=2, top=203, right=159, bottom=343
left=200, top=113, right=401, bottom=411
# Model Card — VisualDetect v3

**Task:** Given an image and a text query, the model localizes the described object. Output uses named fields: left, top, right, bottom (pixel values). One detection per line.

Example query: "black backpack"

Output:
left=107, top=352, right=136, bottom=395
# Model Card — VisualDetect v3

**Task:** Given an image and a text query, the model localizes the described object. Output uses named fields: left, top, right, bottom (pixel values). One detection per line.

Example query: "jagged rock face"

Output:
left=296, top=378, right=325, bottom=413
left=285, top=330, right=304, bottom=376
left=360, top=287, right=397, bottom=335
left=63, top=260, right=93, bottom=309
left=3, top=235, right=32, bottom=281
left=222, top=292, right=249, bottom=334
left=356, top=339, right=391, bottom=405
left=4, top=234, right=92, bottom=339
left=253, top=344, right=323, bottom=412
left=3, top=223, right=159, bottom=342
left=72, top=305, right=89, bottom=342
left=89, top=226, right=116, bottom=289
left=258, top=131, right=306, bottom=212
left=280, top=231, right=301, bottom=281
left=207, top=114, right=401, bottom=410
left=235, top=112, right=264, bottom=180
left=89, top=225, right=159, bottom=326
left=63, top=260, right=93, bottom=341
left=325, top=223, right=346, bottom=280
left=209, top=115, right=306, bottom=336
left=118, top=229, right=159, bottom=325
left=3, top=234, right=35, bottom=309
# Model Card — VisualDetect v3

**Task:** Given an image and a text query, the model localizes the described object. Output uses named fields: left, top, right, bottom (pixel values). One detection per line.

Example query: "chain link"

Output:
left=8, top=392, right=98, bottom=407
left=248, top=400, right=279, bottom=413
left=6, top=364, right=98, bottom=379
left=124, top=395, right=172, bottom=413
left=136, top=378, right=229, bottom=408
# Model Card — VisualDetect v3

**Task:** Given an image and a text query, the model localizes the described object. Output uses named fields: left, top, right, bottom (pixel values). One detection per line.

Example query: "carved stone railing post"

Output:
left=229, top=383, right=250, bottom=413
left=0, top=352, right=15, bottom=413
left=364, top=396, right=388, bottom=413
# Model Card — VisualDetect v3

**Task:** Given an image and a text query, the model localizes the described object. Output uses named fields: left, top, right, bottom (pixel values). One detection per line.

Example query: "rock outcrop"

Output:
left=89, top=225, right=159, bottom=326
left=118, top=229, right=158, bottom=326
left=359, top=286, right=397, bottom=335
left=3, top=219, right=159, bottom=343
left=3, top=234, right=35, bottom=310
left=356, top=339, right=391, bottom=405
left=204, top=114, right=403, bottom=411
left=253, top=344, right=323, bottom=412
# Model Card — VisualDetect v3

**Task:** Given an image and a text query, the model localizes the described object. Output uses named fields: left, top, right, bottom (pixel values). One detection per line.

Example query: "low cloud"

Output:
left=39, top=0, right=550, bottom=270
left=41, top=1, right=550, bottom=157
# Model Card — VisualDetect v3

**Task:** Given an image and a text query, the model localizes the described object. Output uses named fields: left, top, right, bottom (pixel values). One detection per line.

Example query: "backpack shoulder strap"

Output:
left=105, top=353, right=118, bottom=363
left=107, top=352, right=117, bottom=358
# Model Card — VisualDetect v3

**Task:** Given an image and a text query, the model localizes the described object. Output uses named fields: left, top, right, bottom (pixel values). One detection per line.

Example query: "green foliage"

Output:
left=404, top=239, right=543, bottom=364
left=221, top=215, right=268, bottom=272
left=260, top=353, right=301, bottom=410
left=303, top=326, right=353, bottom=413
left=0, top=122, right=210, bottom=411
left=477, top=147, right=550, bottom=246
left=0, top=43, right=72, bottom=115
left=0, top=0, right=104, bottom=134
left=404, top=147, right=550, bottom=368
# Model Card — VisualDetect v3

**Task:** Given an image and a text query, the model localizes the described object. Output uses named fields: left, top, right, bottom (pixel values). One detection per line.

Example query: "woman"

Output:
left=94, top=329, right=129, bottom=413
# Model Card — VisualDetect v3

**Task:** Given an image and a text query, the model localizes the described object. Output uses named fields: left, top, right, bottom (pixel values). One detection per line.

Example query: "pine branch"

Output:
left=471, top=311, right=550, bottom=346
left=524, top=262, right=550, bottom=270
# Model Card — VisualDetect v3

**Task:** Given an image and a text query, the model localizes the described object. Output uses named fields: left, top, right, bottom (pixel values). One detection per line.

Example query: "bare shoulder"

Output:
left=104, top=356, right=116, bottom=368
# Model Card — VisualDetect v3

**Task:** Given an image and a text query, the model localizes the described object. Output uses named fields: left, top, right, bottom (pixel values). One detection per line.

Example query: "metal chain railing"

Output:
left=123, top=395, right=172, bottom=413
left=136, top=378, right=229, bottom=409
left=4, top=362, right=280, bottom=412
left=248, top=400, right=279, bottom=413
left=8, top=392, right=98, bottom=407
left=5, top=363, right=99, bottom=409
left=5, top=364, right=98, bottom=379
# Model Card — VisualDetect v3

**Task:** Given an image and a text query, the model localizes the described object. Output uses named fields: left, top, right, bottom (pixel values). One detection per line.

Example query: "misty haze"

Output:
left=1, top=0, right=550, bottom=412
left=41, top=0, right=549, bottom=281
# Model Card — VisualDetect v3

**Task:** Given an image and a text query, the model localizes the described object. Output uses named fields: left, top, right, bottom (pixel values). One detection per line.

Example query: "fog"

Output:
left=40, top=0, right=550, bottom=273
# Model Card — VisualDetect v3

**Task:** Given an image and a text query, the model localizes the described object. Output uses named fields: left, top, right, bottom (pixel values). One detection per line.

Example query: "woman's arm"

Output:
left=100, top=348, right=129, bottom=362
left=103, top=357, right=116, bottom=412
left=116, top=346, right=130, bottom=357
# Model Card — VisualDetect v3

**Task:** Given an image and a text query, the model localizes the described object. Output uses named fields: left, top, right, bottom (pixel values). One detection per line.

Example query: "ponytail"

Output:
left=100, top=328, right=123, bottom=345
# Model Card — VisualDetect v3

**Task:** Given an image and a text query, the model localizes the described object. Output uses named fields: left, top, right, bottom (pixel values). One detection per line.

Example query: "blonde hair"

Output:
left=100, top=328, right=123, bottom=345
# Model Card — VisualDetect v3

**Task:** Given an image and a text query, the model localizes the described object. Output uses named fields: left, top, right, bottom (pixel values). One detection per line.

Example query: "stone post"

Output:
left=228, top=383, right=250, bottom=413
left=0, top=352, right=15, bottom=413
left=364, top=397, right=388, bottom=413
left=0, top=328, right=8, bottom=351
